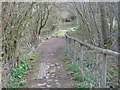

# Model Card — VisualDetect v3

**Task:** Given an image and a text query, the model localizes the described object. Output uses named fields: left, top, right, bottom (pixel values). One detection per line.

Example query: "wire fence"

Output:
left=65, top=32, right=119, bottom=88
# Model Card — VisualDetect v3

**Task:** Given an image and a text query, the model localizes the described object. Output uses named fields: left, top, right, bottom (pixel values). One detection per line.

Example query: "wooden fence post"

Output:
left=73, top=40, right=77, bottom=64
left=68, top=38, right=72, bottom=62
left=79, top=43, right=84, bottom=68
left=95, top=53, right=101, bottom=87
left=70, top=39, right=74, bottom=63
left=67, top=38, right=70, bottom=57
left=65, top=35, right=68, bottom=52
left=101, top=53, right=107, bottom=88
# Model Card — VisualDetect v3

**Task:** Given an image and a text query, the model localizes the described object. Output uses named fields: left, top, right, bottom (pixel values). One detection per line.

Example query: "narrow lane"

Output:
left=23, top=37, right=75, bottom=88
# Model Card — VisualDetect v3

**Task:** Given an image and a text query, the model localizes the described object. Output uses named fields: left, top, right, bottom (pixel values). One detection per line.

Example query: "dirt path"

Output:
left=22, top=37, right=75, bottom=88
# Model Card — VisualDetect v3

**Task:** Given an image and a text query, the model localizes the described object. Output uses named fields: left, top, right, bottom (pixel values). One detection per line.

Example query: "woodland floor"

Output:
left=21, top=37, right=75, bottom=88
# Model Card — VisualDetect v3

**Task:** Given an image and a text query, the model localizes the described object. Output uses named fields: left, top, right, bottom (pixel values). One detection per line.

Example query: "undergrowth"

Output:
left=64, top=51, right=91, bottom=88
left=67, top=63, right=91, bottom=88
left=52, top=30, right=67, bottom=37
left=8, top=53, right=36, bottom=88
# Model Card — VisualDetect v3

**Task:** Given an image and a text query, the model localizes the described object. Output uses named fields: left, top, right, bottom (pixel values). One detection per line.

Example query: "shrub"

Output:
left=75, top=81, right=90, bottom=88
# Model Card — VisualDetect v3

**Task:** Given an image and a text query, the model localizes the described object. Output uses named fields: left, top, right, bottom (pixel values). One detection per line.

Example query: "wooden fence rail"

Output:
left=65, top=33, right=119, bottom=88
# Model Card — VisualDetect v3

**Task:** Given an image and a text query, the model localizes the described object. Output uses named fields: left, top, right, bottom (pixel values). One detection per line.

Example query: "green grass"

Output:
left=72, top=73, right=84, bottom=82
left=8, top=53, right=37, bottom=88
left=67, top=64, right=79, bottom=73
left=75, top=81, right=90, bottom=88
left=52, top=30, right=68, bottom=37
left=67, top=63, right=84, bottom=82
left=66, top=63, right=91, bottom=88
left=64, top=51, right=92, bottom=88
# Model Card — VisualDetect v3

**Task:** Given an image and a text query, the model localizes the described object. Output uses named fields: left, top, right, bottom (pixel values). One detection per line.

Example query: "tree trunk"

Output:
left=99, top=3, right=109, bottom=49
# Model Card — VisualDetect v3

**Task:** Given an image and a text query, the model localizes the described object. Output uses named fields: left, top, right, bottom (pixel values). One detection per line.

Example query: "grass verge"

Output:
left=63, top=51, right=91, bottom=88
left=52, top=30, right=68, bottom=37
left=8, top=53, right=37, bottom=88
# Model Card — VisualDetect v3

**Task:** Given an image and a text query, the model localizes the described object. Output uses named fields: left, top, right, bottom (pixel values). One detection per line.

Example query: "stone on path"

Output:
left=37, top=83, right=47, bottom=87
left=55, top=63, right=59, bottom=66
left=37, top=63, right=49, bottom=79
left=54, top=80, right=59, bottom=83
left=47, top=79, right=53, bottom=82
left=50, top=64, right=55, bottom=67
left=47, top=85, right=52, bottom=88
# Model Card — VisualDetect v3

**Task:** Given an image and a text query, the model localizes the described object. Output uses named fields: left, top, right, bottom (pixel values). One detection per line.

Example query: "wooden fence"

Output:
left=65, top=33, right=119, bottom=88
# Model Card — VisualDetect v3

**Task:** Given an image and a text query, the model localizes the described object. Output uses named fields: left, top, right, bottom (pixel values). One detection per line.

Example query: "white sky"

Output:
left=1, top=0, right=120, bottom=2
